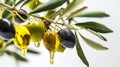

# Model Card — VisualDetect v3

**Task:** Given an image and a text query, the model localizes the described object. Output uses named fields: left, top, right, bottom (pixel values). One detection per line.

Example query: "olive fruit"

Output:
left=43, top=30, right=60, bottom=64
left=0, top=38, right=5, bottom=56
left=14, top=9, right=28, bottom=23
left=0, top=18, right=15, bottom=40
left=13, top=24, right=30, bottom=57
left=25, top=20, right=46, bottom=42
left=27, top=0, right=39, bottom=10
left=0, top=38, right=3, bottom=49
left=57, top=28, right=75, bottom=48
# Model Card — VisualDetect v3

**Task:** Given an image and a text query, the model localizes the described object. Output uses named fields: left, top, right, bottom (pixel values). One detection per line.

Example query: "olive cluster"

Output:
left=0, top=10, right=75, bottom=64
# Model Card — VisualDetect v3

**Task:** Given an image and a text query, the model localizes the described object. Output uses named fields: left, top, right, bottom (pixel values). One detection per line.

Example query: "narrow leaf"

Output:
left=60, top=0, right=84, bottom=18
left=27, top=49, right=40, bottom=54
left=5, top=50, right=28, bottom=62
left=0, top=50, right=5, bottom=56
left=27, top=0, right=40, bottom=10
left=15, top=0, right=24, bottom=6
left=5, top=0, right=14, bottom=6
left=3, top=0, right=14, bottom=18
left=76, top=11, right=110, bottom=18
left=67, top=6, right=87, bottom=19
left=20, top=0, right=32, bottom=9
left=50, top=8, right=64, bottom=20
left=75, top=22, right=113, bottom=33
left=87, top=29, right=107, bottom=41
left=79, top=33, right=108, bottom=50
left=75, top=32, right=89, bottom=67
left=29, top=0, right=66, bottom=14
left=2, top=10, right=11, bottom=18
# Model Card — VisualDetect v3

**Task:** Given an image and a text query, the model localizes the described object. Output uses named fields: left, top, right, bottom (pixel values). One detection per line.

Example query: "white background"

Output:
left=0, top=0, right=120, bottom=67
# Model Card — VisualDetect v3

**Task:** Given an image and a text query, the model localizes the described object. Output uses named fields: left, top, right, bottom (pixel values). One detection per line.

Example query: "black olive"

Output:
left=14, top=9, right=28, bottom=23
left=58, top=28, right=75, bottom=48
left=0, top=18, right=15, bottom=40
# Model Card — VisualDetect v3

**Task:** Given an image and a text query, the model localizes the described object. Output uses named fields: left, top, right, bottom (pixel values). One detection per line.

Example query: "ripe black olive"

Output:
left=0, top=18, right=15, bottom=40
left=58, top=28, right=75, bottom=48
left=14, top=9, right=28, bottom=23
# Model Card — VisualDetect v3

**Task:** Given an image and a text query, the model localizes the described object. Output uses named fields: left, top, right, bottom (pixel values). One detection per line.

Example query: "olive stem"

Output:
left=0, top=3, right=83, bottom=30
left=0, top=3, right=16, bottom=11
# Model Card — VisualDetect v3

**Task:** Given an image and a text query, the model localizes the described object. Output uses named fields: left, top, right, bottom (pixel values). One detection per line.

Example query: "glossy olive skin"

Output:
left=43, top=30, right=60, bottom=52
left=58, top=28, right=75, bottom=48
left=0, top=18, right=15, bottom=40
left=15, top=9, right=28, bottom=23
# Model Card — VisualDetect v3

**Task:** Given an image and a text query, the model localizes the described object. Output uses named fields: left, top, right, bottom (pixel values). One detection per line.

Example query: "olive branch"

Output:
left=0, top=0, right=113, bottom=67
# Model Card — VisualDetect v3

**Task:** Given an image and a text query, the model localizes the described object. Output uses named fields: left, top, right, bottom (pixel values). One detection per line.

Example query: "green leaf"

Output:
left=75, top=22, right=113, bottom=33
left=60, top=0, right=84, bottom=18
left=50, top=8, right=64, bottom=20
left=0, top=50, right=5, bottom=56
left=27, top=0, right=40, bottom=10
left=27, top=49, right=40, bottom=54
left=2, top=10, right=11, bottom=18
left=3, top=0, right=14, bottom=18
left=15, top=0, right=24, bottom=6
left=5, top=50, right=28, bottom=62
left=87, top=29, right=107, bottom=41
left=75, top=32, right=89, bottom=67
left=57, top=44, right=65, bottom=52
left=79, top=33, right=108, bottom=50
left=67, top=6, right=87, bottom=19
left=20, top=0, right=32, bottom=9
left=29, top=0, right=67, bottom=14
left=5, top=0, right=14, bottom=6
left=76, top=11, right=110, bottom=18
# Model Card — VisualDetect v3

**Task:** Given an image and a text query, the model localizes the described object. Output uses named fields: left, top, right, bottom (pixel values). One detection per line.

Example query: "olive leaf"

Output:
left=15, top=0, right=24, bottom=6
left=27, top=0, right=40, bottom=10
left=27, top=49, right=40, bottom=54
left=20, top=0, right=32, bottom=9
left=75, top=31, right=89, bottom=67
left=2, top=10, right=11, bottom=19
left=87, top=29, right=107, bottom=41
left=50, top=8, right=64, bottom=20
left=5, top=0, right=14, bottom=6
left=3, top=0, right=14, bottom=18
left=67, top=6, right=87, bottom=19
left=29, top=0, right=67, bottom=14
left=79, top=33, right=108, bottom=50
left=60, top=0, right=84, bottom=19
left=75, top=22, right=113, bottom=33
left=57, top=44, right=65, bottom=52
left=5, top=50, right=28, bottom=62
left=76, top=11, right=110, bottom=18
left=0, top=50, right=5, bottom=56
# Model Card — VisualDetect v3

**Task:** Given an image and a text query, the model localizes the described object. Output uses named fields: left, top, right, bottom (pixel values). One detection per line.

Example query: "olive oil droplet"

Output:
left=34, top=42, right=40, bottom=47
left=50, top=51, right=54, bottom=64
left=21, top=49, right=27, bottom=57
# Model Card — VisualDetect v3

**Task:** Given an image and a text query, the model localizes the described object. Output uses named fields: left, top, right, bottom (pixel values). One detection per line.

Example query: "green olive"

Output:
left=25, top=20, right=46, bottom=42
left=0, top=38, right=4, bottom=56
left=14, top=24, right=30, bottom=57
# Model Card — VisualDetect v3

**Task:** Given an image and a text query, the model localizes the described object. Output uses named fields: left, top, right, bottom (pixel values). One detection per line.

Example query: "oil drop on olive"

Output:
left=43, top=30, right=60, bottom=64
left=13, top=24, right=30, bottom=57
